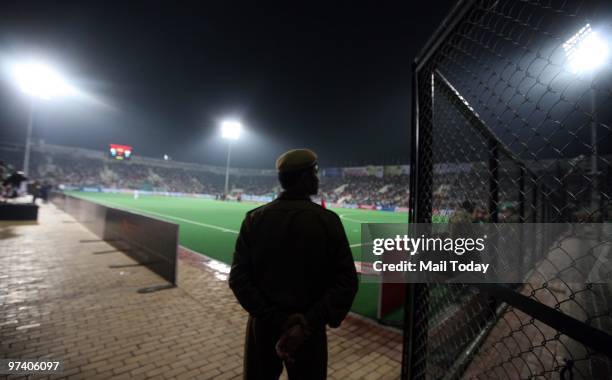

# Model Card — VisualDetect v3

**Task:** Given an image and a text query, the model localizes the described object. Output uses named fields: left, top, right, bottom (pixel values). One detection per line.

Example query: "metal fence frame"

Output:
left=403, top=0, right=612, bottom=378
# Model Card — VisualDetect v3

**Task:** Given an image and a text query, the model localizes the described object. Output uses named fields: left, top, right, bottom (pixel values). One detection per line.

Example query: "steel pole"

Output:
left=591, top=89, right=599, bottom=215
left=224, top=140, right=232, bottom=196
left=23, top=100, right=34, bottom=176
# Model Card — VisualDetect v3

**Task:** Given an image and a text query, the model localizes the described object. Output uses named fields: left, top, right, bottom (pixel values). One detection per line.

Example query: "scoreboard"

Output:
left=109, top=144, right=133, bottom=160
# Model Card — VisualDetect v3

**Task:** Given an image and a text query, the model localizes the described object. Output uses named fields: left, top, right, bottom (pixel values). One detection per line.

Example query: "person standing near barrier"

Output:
left=229, top=148, right=358, bottom=380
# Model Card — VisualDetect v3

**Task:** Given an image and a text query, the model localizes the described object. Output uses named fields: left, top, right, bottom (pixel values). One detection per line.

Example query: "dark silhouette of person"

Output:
left=40, top=182, right=52, bottom=203
left=30, top=180, right=41, bottom=204
left=3, top=171, right=27, bottom=198
left=229, top=149, right=358, bottom=380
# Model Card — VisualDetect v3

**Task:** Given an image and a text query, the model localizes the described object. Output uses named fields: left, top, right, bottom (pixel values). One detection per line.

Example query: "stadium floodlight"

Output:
left=221, top=120, right=242, bottom=140
left=563, top=24, right=609, bottom=74
left=10, top=61, right=76, bottom=100
left=6, top=60, right=77, bottom=177
left=221, top=120, right=243, bottom=196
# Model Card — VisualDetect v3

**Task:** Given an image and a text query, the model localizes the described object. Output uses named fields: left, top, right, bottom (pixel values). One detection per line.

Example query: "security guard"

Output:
left=229, top=149, right=358, bottom=380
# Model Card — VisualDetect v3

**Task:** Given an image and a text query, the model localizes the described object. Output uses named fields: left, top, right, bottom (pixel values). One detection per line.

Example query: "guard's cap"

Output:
left=276, top=149, right=318, bottom=173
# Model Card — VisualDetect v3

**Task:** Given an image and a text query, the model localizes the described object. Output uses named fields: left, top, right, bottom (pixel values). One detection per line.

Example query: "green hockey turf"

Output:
left=66, top=191, right=408, bottom=322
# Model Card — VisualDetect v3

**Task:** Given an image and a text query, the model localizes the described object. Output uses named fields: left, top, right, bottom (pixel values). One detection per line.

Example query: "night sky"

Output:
left=0, top=1, right=455, bottom=168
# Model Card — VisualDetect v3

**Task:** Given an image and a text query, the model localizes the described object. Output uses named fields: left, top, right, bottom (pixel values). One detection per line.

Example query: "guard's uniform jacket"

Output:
left=229, top=191, right=358, bottom=379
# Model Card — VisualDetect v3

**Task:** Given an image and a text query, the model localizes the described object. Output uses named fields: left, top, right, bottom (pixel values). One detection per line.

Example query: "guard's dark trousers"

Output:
left=244, top=316, right=327, bottom=380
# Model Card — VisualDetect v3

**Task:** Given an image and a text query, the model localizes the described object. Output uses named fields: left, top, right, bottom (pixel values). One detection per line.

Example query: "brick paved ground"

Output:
left=0, top=203, right=401, bottom=379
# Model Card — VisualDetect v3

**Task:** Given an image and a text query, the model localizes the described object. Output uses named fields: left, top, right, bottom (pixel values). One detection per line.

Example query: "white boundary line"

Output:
left=339, top=213, right=370, bottom=224
left=92, top=197, right=367, bottom=247
left=95, top=199, right=239, bottom=234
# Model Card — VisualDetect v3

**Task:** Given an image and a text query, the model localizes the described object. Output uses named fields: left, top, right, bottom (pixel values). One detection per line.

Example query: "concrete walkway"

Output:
left=0, top=203, right=401, bottom=379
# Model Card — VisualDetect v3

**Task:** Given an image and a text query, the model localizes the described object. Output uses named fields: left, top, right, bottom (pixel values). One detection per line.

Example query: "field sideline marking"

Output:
left=95, top=199, right=240, bottom=234
left=339, top=213, right=369, bottom=224
left=87, top=197, right=366, bottom=247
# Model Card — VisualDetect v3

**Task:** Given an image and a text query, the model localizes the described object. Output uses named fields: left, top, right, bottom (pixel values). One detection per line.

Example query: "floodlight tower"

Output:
left=9, top=61, right=76, bottom=176
left=221, top=120, right=242, bottom=196
left=563, top=24, right=609, bottom=215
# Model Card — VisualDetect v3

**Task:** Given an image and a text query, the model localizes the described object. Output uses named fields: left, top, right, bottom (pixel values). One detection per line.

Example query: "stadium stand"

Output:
left=3, top=142, right=607, bottom=213
left=0, top=142, right=413, bottom=207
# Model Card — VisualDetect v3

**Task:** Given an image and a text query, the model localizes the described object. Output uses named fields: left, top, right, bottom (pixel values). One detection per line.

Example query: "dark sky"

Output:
left=0, top=0, right=455, bottom=169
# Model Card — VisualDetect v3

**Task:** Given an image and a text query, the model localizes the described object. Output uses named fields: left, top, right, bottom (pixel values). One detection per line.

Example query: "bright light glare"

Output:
left=563, top=24, right=609, bottom=74
left=221, top=120, right=242, bottom=140
left=10, top=61, right=76, bottom=99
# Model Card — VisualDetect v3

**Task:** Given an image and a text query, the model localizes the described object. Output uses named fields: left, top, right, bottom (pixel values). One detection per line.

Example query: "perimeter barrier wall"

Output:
left=51, top=192, right=178, bottom=285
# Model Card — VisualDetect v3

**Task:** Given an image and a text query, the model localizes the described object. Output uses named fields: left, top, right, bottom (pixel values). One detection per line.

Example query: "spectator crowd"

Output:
left=1, top=147, right=412, bottom=208
left=4, top=144, right=601, bottom=216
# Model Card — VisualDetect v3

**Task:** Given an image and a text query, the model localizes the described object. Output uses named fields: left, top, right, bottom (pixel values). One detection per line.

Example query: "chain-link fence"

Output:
left=405, top=0, right=612, bottom=378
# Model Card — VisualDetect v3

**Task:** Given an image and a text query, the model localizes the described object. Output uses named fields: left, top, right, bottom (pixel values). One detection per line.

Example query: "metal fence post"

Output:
left=404, top=66, right=435, bottom=380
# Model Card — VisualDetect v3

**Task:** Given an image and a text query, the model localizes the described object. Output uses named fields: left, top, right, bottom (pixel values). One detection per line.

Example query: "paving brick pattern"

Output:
left=0, top=204, right=401, bottom=379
